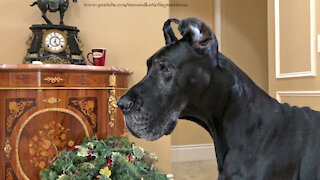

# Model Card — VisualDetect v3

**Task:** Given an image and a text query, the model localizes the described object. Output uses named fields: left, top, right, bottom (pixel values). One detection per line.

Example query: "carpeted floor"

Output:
left=172, top=161, right=219, bottom=180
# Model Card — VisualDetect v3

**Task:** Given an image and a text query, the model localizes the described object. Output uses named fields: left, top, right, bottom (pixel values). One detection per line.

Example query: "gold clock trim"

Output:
left=42, top=29, right=68, bottom=53
left=15, top=108, right=89, bottom=180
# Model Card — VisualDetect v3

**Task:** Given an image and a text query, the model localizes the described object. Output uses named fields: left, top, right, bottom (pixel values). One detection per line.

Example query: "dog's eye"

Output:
left=160, top=64, right=171, bottom=72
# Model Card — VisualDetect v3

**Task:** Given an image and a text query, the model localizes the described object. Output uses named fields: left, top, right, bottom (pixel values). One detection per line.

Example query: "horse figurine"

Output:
left=30, top=0, right=78, bottom=25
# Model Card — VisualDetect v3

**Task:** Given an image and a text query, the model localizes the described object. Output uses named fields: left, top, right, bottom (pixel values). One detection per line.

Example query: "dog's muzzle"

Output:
left=117, top=96, right=134, bottom=113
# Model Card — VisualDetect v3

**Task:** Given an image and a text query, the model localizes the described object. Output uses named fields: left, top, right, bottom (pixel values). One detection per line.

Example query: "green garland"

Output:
left=40, top=136, right=168, bottom=180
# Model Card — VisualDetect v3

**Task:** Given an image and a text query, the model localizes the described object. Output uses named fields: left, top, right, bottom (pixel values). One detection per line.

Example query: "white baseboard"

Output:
left=166, top=174, right=174, bottom=180
left=171, top=144, right=216, bottom=163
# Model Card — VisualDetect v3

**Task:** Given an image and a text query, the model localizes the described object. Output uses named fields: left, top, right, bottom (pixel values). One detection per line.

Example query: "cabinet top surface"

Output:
left=0, top=64, right=133, bottom=74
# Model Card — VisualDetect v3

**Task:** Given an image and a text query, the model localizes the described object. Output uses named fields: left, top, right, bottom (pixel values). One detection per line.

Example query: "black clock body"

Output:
left=24, top=24, right=86, bottom=65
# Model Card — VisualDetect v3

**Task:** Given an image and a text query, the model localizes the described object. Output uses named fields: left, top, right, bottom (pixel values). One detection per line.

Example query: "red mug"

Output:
left=87, top=48, right=106, bottom=66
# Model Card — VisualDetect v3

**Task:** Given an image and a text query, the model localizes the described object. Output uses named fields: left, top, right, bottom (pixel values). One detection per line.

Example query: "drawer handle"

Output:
left=4, top=139, right=12, bottom=158
left=44, top=77, right=63, bottom=84
left=108, top=89, right=117, bottom=128
left=43, top=97, right=62, bottom=104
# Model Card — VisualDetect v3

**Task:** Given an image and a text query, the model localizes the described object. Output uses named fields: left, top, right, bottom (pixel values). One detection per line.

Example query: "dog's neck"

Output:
left=179, top=52, right=279, bottom=173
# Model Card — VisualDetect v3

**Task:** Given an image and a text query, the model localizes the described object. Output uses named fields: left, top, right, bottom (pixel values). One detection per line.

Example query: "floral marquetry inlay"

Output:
left=5, top=166, right=14, bottom=180
left=28, top=120, right=73, bottom=169
left=5, top=98, right=36, bottom=136
left=69, top=98, right=98, bottom=132
left=5, top=163, right=17, bottom=180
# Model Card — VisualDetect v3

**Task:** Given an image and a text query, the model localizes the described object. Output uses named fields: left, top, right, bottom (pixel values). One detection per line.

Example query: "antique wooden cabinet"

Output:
left=0, top=64, right=132, bottom=180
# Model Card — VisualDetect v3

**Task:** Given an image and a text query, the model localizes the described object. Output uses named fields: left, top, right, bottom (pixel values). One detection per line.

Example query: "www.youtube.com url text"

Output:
left=83, top=2, right=188, bottom=8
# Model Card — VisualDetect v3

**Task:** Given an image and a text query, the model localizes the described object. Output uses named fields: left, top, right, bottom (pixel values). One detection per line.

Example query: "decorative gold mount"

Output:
left=26, top=34, right=35, bottom=50
left=43, top=97, right=62, bottom=104
left=42, top=56, right=71, bottom=64
left=4, top=139, right=12, bottom=158
left=108, top=89, right=117, bottom=128
left=108, top=74, right=117, bottom=128
left=44, top=77, right=63, bottom=84
left=109, top=74, right=116, bottom=87
left=121, top=129, right=129, bottom=139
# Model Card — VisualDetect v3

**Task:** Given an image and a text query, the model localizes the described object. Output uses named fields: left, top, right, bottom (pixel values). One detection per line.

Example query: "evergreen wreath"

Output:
left=40, top=136, right=168, bottom=180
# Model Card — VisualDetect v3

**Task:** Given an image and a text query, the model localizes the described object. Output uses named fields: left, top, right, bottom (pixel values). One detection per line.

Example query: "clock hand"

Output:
left=50, top=38, right=56, bottom=46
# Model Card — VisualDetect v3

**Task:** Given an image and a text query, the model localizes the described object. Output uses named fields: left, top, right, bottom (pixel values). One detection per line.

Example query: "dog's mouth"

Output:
left=124, top=111, right=151, bottom=138
left=118, top=88, right=189, bottom=141
left=123, top=106, right=180, bottom=141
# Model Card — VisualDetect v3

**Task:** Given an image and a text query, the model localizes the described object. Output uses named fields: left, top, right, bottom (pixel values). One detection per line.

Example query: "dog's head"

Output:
left=118, top=18, right=220, bottom=141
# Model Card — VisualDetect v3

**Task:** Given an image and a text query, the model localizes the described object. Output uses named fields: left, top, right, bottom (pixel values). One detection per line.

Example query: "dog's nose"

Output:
left=117, top=97, right=133, bottom=113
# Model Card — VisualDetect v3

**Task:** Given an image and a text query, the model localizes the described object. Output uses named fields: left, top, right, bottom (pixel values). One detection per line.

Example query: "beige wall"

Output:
left=169, top=0, right=214, bottom=146
left=170, top=0, right=268, bottom=146
left=0, top=0, right=269, bottom=171
left=268, top=0, right=320, bottom=113
left=278, top=0, right=311, bottom=74
left=221, top=0, right=268, bottom=92
left=0, top=0, right=172, bottom=173
left=268, top=0, right=320, bottom=97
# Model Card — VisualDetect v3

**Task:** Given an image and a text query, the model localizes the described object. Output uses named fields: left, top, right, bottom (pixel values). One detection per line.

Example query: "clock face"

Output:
left=43, top=30, right=67, bottom=53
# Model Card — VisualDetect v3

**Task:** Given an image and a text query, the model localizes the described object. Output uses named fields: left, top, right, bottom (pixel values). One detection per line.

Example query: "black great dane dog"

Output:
left=117, top=17, right=320, bottom=179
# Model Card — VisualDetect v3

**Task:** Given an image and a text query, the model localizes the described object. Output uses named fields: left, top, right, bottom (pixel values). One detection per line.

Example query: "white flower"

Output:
left=57, top=174, right=68, bottom=180
left=132, top=145, right=145, bottom=158
left=91, top=152, right=98, bottom=157
left=132, top=144, right=144, bottom=153
left=112, top=152, right=121, bottom=158
left=77, top=146, right=89, bottom=157
left=80, top=162, right=95, bottom=169
left=86, top=142, right=94, bottom=149
left=149, top=153, right=158, bottom=160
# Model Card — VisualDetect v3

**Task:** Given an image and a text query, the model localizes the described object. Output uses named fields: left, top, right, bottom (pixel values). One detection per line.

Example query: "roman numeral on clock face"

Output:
left=43, top=30, right=67, bottom=53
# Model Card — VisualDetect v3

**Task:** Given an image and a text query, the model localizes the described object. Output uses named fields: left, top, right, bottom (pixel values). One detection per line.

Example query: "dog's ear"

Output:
left=163, top=18, right=180, bottom=45
left=178, top=18, right=218, bottom=54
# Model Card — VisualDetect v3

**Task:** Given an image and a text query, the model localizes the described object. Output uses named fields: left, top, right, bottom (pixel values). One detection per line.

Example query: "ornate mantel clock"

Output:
left=24, top=0, right=86, bottom=65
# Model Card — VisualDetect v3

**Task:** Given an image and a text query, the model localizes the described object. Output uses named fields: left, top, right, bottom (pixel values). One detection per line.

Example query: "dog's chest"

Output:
left=222, top=149, right=303, bottom=180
